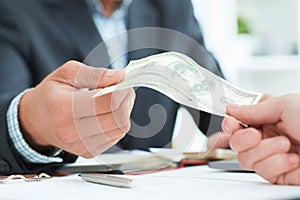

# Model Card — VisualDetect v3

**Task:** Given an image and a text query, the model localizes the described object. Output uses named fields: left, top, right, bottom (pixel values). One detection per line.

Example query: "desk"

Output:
left=1, top=166, right=300, bottom=200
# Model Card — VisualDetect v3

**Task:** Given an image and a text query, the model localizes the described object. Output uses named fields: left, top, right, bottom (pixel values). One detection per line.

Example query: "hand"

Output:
left=223, top=94, right=300, bottom=185
left=19, top=61, right=135, bottom=158
left=207, top=94, right=275, bottom=150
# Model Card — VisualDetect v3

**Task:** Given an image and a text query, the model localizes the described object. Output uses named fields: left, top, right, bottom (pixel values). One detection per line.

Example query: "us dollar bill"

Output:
left=93, top=52, right=262, bottom=117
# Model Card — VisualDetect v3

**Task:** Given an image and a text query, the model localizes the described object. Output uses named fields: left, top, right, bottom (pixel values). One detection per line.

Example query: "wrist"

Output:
left=18, top=89, right=50, bottom=153
left=7, top=89, right=63, bottom=163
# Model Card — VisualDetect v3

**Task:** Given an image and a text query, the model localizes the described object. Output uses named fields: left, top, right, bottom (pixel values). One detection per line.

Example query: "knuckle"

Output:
left=62, top=60, right=81, bottom=70
left=121, top=122, right=131, bottom=133
left=58, top=60, right=81, bottom=76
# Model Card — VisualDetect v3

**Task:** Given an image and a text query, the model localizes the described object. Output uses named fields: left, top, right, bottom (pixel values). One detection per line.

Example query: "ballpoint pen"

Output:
left=78, top=173, right=135, bottom=188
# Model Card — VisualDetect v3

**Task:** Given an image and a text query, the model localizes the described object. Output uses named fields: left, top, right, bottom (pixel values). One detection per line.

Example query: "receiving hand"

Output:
left=223, top=94, right=300, bottom=185
left=207, top=94, right=274, bottom=150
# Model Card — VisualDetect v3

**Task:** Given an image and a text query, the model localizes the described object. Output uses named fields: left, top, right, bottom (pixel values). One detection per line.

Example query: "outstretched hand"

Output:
left=207, top=94, right=274, bottom=150
left=223, top=94, right=300, bottom=185
left=19, top=61, right=135, bottom=158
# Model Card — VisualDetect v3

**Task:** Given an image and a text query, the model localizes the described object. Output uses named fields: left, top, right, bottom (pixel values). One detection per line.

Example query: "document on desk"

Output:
left=56, top=148, right=235, bottom=175
left=93, top=52, right=262, bottom=117
left=55, top=150, right=178, bottom=174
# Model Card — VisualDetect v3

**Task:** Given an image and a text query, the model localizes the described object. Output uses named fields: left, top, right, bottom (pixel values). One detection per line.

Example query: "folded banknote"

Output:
left=93, top=52, right=262, bottom=117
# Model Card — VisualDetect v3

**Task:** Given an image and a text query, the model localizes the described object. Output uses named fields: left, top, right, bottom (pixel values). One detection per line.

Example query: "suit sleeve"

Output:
left=0, top=5, right=77, bottom=175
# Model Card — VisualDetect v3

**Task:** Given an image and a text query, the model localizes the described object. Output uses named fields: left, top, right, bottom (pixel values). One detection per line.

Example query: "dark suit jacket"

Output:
left=0, top=0, right=223, bottom=174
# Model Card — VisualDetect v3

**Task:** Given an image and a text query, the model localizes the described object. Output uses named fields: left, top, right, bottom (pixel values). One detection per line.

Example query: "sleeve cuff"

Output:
left=6, top=89, right=63, bottom=163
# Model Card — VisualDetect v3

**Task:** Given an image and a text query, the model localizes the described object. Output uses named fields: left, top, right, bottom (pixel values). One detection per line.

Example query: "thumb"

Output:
left=226, top=98, right=282, bottom=125
left=51, top=61, right=125, bottom=89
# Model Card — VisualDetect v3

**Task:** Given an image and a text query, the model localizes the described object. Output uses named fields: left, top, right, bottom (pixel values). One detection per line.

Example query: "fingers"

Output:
left=62, top=126, right=127, bottom=158
left=51, top=61, right=125, bottom=89
left=80, top=138, right=121, bottom=158
left=80, top=128, right=127, bottom=157
left=207, top=115, right=248, bottom=150
left=41, top=61, right=135, bottom=159
left=254, top=153, right=299, bottom=184
left=61, top=88, right=134, bottom=157
left=207, top=132, right=231, bottom=149
left=73, top=88, right=134, bottom=118
left=229, top=128, right=262, bottom=152
left=276, top=165, right=300, bottom=185
left=226, top=97, right=283, bottom=125
left=75, top=91, right=133, bottom=137
left=75, top=65, right=125, bottom=89
left=230, top=127, right=298, bottom=184
left=222, top=116, right=242, bottom=135
left=235, top=136, right=290, bottom=170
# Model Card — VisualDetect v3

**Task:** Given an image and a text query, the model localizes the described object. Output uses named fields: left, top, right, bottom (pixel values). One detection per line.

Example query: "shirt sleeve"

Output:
left=6, top=89, right=63, bottom=163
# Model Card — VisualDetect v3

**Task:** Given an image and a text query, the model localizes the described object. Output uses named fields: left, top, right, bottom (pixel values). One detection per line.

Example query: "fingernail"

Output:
left=275, top=139, right=289, bottom=151
left=288, top=154, right=299, bottom=166
left=106, top=69, right=122, bottom=77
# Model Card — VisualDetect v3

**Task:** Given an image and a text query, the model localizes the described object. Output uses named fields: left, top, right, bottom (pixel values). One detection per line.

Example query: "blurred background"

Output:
left=192, top=0, right=300, bottom=96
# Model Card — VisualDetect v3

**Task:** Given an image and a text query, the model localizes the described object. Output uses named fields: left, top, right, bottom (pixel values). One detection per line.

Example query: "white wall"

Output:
left=237, top=0, right=298, bottom=55
left=192, top=0, right=300, bottom=96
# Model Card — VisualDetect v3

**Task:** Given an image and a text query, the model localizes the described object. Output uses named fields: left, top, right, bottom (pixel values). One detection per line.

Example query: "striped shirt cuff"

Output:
left=6, top=89, right=63, bottom=163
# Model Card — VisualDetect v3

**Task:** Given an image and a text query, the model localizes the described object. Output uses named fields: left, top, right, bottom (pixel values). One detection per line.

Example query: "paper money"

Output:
left=93, top=52, right=262, bottom=117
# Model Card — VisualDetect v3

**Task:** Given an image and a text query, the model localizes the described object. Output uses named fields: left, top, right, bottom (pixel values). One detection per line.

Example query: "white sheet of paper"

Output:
left=1, top=166, right=300, bottom=200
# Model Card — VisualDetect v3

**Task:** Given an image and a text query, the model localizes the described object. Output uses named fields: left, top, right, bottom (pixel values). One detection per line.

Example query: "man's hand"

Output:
left=207, top=94, right=274, bottom=150
left=223, top=94, right=300, bottom=185
left=19, top=61, right=135, bottom=158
